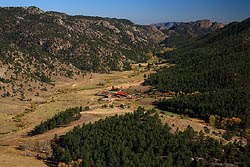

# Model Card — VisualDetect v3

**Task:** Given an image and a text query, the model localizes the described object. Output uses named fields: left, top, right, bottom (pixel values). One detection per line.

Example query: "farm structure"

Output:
left=95, top=87, right=134, bottom=100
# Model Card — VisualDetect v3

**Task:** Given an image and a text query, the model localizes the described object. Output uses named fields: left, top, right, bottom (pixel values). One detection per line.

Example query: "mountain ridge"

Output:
left=153, top=19, right=224, bottom=30
left=0, top=6, right=165, bottom=100
left=153, top=20, right=225, bottom=48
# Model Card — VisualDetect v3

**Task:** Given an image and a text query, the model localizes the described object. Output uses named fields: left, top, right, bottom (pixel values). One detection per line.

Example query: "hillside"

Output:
left=51, top=108, right=250, bottom=167
left=0, top=6, right=165, bottom=100
left=153, top=20, right=225, bottom=47
left=145, top=18, right=250, bottom=136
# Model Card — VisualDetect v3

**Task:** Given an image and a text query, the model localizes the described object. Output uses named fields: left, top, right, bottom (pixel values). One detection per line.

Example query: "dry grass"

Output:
left=0, top=100, right=27, bottom=114
left=160, top=114, right=247, bottom=145
left=0, top=146, right=47, bottom=167
left=0, top=114, right=18, bottom=136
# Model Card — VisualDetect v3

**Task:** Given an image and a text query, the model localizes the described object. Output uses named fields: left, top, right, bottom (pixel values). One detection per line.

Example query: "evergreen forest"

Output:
left=144, top=18, right=250, bottom=136
left=51, top=108, right=250, bottom=167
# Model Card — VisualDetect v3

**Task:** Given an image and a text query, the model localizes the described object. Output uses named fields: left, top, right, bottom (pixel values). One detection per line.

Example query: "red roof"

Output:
left=117, top=92, right=125, bottom=95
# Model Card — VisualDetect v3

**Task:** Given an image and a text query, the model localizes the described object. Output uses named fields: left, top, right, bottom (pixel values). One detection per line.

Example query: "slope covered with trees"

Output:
left=51, top=108, right=250, bottom=167
left=144, top=18, right=250, bottom=136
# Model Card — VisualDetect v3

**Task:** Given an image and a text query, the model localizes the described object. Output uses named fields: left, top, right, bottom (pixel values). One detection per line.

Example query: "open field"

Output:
left=0, top=67, right=147, bottom=134
left=0, top=146, right=47, bottom=167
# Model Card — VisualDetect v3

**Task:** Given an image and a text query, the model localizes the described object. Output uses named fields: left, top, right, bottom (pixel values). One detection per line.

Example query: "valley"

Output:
left=0, top=64, right=154, bottom=167
left=0, top=63, right=244, bottom=167
left=0, top=5, right=249, bottom=167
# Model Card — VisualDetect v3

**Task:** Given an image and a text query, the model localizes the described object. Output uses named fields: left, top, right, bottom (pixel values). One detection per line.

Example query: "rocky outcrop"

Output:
left=188, top=20, right=225, bottom=29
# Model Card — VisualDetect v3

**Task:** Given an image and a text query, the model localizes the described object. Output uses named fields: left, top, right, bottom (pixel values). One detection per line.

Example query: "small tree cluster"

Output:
left=30, top=107, right=81, bottom=136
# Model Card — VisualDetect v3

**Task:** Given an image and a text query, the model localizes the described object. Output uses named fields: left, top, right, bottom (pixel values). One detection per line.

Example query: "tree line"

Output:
left=30, top=106, right=82, bottom=136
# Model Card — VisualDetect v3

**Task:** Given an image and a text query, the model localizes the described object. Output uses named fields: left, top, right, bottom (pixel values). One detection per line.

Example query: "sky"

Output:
left=0, top=0, right=250, bottom=25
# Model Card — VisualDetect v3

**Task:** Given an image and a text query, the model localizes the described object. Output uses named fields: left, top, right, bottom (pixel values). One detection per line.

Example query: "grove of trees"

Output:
left=30, top=106, right=81, bottom=136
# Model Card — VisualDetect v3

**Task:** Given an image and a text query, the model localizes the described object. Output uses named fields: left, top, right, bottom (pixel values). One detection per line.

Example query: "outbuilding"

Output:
left=105, top=94, right=112, bottom=98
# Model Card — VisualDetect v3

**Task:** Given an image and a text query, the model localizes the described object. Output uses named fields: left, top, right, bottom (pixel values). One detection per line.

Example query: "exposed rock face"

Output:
left=213, top=22, right=225, bottom=29
left=191, top=20, right=213, bottom=28
left=189, top=20, right=225, bottom=29
left=24, top=6, right=45, bottom=14
left=0, top=67, right=5, bottom=78
left=96, top=20, right=121, bottom=33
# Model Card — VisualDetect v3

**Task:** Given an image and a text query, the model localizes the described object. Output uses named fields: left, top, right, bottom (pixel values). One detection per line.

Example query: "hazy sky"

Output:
left=0, top=0, right=250, bottom=25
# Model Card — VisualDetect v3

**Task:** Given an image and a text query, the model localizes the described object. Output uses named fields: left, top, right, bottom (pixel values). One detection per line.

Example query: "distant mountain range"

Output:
left=153, top=20, right=224, bottom=32
left=153, top=22, right=181, bottom=30
left=153, top=20, right=225, bottom=47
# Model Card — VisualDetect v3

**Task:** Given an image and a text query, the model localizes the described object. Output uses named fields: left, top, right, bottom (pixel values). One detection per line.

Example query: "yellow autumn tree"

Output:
left=209, top=115, right=216, bottom=127
left=245, top=128, right=250, bottom=138
left=145, top=52, right=159, bottom=64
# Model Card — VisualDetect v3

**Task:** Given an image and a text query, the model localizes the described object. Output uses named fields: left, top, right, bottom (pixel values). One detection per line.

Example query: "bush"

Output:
left=222, top=130, right=233, bottom=141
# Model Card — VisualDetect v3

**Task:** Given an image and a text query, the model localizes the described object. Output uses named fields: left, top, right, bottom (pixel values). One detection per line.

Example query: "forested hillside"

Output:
left=51, top=108, right=250, bottom=167
left=145, top=18, right=250, bottom=136
left=0, top=6, right=165, bottom=99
